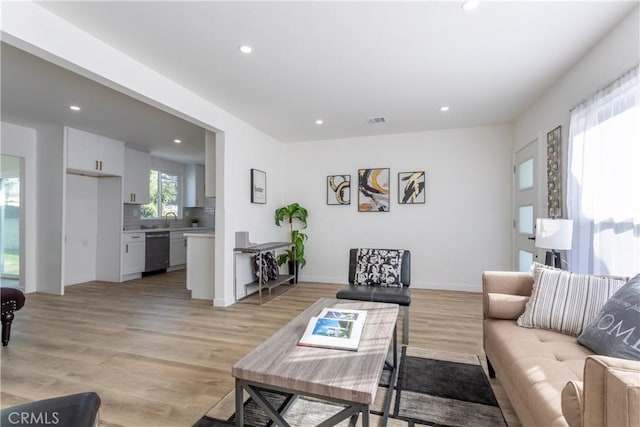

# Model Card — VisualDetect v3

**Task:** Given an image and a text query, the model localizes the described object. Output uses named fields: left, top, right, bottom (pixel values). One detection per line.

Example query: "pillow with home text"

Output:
left=577, top=274, right=640, bottom=361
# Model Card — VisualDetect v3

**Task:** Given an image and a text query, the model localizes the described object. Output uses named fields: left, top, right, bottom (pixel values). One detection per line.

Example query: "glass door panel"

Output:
left=514, top=141, right=537, bottom=271
left=1, top=154, right=22, bottom=287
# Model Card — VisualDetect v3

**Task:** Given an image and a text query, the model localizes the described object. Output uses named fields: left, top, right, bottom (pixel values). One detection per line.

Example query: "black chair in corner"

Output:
left=1, top=287, right=25, bottom=346
left=336, top=249, right=411, bottom=344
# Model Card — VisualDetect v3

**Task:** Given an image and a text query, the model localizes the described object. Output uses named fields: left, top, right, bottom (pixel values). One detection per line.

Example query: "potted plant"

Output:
left=275, top=203, right=308, bottom=283
left=191, top=217, right=200, bottom=227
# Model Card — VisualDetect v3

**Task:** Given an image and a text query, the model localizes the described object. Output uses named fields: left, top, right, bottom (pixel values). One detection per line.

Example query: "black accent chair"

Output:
left=0, top=392, right=101, bottom=427
left=336, top=249, right=411, bottom=344
left=1, top=287, right=25, bottom=346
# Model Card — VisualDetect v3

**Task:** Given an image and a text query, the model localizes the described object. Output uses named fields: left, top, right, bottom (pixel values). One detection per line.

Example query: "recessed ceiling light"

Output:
left=440, top=106, right=450, bottom=112
left=174, top=139, right=182, bottom=144
left=69, top=105, right=81, bottom=111
left=238, top=45, right=253, bottom=54
left=461, top=0, right=480, bottom=11
left=315, top=119, right=324, bottom=125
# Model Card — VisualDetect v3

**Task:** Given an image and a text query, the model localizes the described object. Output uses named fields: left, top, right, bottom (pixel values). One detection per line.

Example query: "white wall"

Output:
left=0, top=122, right=38, bottom=293
left=36, top=125, right=65, bottom=294
left=285, top=125, right=514, bottom=291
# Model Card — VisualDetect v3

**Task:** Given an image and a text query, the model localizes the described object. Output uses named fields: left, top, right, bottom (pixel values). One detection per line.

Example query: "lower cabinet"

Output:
left=122, top=233, right=145, bottom=276
left=170, top=232, right=187, bottom=267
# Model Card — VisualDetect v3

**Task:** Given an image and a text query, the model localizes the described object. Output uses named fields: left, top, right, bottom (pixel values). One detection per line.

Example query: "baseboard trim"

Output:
left=215, top=297, right=235, bottom=307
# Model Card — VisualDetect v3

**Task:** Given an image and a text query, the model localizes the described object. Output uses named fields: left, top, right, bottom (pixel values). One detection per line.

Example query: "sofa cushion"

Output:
left=487, top=293, right=529, bottom=319
left=353, top=248, right=405, bottom=287
left=485, top=318, right=592, bottom=426
left=517, top=263, right=626, bottom=336
left=577, top=274, right=640, bottom=361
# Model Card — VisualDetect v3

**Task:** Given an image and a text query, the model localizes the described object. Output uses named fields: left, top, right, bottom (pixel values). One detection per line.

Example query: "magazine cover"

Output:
left=298, top=309, right=367, bottom=351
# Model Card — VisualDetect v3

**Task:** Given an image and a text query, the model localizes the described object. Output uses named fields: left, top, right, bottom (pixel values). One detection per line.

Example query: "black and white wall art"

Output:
left=398, top=171, right=426, bottom=204
left=251, top=169, right=266, bottom=204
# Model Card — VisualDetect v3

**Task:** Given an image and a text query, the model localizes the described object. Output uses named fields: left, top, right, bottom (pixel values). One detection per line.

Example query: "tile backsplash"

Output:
left=123, top=203, right=215, bottom=230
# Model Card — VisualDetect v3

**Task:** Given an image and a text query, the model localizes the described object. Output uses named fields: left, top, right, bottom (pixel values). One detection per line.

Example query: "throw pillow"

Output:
left=354, top=248, right=404, bottom=287
left=517, top=263, right=627, bottom=336
left=577, top=274, right=640, bottom=361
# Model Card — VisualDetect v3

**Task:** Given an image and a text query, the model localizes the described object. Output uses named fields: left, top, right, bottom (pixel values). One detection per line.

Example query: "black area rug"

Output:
left=194, top=347, right=506, bottom=427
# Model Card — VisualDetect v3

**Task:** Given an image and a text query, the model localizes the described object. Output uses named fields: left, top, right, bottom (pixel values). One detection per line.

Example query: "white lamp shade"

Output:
left=535, top=218, right=573, bottom=250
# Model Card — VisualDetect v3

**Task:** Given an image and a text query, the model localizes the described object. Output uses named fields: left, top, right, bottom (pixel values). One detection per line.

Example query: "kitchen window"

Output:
left=141, top=170, right=182, bottom=219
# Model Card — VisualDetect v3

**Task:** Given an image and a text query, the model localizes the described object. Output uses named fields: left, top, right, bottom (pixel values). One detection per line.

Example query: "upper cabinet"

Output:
left=124, top=147, right=150, bottom=204
left=66, top=127, right=125, bottom=176
left=185, top=164, right=205, bottom=207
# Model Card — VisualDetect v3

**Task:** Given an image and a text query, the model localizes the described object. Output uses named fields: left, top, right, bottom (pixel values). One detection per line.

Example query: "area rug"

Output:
left=194, top=347, right=506, bottom=427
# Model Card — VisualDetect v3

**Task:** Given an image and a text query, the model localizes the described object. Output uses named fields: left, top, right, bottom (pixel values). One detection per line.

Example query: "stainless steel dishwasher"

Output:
left=145, top=231, right=170, bottom=272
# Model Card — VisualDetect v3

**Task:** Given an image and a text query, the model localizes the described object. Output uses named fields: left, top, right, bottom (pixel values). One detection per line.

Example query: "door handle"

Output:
left=527, top=236, right=536, bottom=241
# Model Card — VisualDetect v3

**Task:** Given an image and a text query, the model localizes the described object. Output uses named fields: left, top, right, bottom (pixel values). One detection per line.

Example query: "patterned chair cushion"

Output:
left=353, top=248, right=405, bottom=287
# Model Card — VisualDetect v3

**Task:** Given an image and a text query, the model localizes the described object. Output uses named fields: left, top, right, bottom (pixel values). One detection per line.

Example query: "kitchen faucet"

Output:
left=164, top=212, right=178, bottom=227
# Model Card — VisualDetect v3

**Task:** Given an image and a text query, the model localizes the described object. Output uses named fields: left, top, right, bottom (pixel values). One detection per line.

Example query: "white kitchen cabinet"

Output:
left=122, top=233, right=145, bottom=276
left=66, top=127, right=125, bottom=176
left=184, top=164, right=205, bottom=207
left=123, top=147, right=150, bottom=204
left=170, top=231, right=187, bottom=266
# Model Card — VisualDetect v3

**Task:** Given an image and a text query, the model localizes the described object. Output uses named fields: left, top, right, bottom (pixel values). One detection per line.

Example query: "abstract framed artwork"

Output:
left=250, top=169, right=266, bottom=204
left=327, top=175, right=351, bottom=205
left=358, top=168, right=390, bottom=212
left=546, top=126, right=562, bottom=217
left=398, top=171, right=426, bottom=204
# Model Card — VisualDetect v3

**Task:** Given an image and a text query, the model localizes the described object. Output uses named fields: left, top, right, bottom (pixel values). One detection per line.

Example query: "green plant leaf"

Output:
left=275, top=203, right=309, bottom=268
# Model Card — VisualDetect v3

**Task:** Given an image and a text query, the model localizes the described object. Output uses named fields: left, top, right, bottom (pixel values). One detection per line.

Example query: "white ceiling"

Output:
left=1, top=43, right=207, bottom=164
left=2, top=1, right=637, bottom=157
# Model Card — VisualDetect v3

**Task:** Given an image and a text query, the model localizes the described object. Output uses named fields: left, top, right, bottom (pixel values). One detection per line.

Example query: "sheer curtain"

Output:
left=567, top=65, right=640, bottom=276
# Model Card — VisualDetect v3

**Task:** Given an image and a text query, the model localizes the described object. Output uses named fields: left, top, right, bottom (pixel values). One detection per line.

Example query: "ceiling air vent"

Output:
left=367, top=116, right=386, bottom=125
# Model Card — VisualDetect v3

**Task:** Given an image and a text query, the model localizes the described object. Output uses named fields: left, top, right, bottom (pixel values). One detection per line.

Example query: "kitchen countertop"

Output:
left=123, top=227, right=214, bottom=234
left=184, top=232, right=215, bottom=238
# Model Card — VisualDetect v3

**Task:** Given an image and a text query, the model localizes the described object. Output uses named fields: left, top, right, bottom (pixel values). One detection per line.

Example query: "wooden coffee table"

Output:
left=232, top=297, right=399, bottom=427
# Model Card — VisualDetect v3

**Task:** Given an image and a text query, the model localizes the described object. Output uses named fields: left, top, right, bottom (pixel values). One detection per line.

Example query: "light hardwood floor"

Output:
left=0, top=271, right=521, bottom=427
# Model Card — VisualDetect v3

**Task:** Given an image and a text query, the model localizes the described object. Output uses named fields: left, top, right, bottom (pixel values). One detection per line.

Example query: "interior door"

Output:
left=514, top=140, right=538, bottom=272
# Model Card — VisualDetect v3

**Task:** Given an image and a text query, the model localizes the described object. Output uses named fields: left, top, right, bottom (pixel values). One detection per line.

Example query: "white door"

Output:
left=514, top=140, right=538, bottom=272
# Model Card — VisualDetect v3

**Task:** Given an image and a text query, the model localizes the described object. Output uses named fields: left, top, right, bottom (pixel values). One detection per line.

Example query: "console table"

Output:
left=233, top=241, right=296, bottom=304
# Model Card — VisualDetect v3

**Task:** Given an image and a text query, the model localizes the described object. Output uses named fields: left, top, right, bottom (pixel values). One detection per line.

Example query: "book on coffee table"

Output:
left=298, top=308, right=367, bottom=351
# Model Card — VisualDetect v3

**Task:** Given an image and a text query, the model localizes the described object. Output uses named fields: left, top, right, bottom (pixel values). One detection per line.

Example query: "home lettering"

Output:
left=597, top=314, right=640, bottom=352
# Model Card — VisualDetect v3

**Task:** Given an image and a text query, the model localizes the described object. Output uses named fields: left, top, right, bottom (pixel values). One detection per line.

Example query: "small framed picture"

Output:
left=327, top=175, right=351, bottom=205
left=251, top=169, right=266, bottom=204
left=398, top=171, right=425, bottom=204
left=358, top=168, right=390, bottom=212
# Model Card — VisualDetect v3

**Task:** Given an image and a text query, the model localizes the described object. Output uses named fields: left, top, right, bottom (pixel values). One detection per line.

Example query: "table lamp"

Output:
left=535, top=218, right=573, bottom=268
